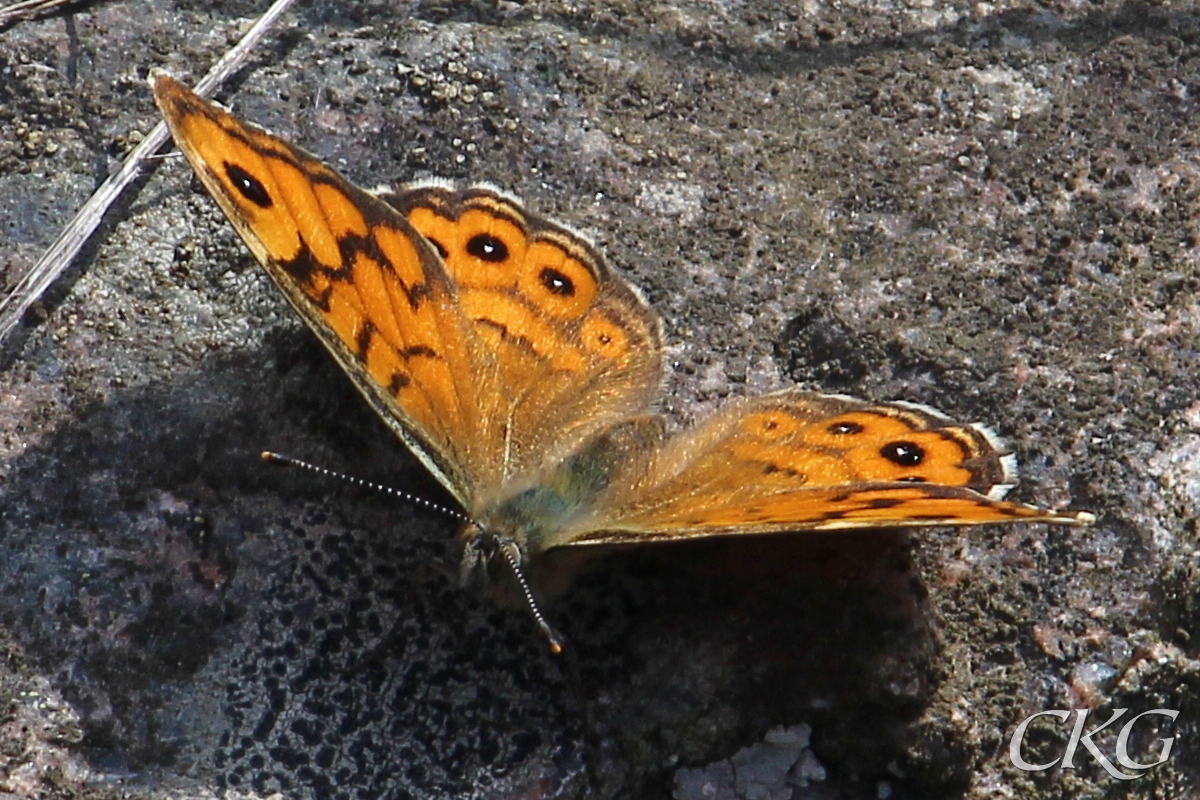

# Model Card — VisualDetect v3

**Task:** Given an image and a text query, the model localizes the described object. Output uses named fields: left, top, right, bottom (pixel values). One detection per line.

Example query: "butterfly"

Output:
left=150, top=71, right=1093, bottom=651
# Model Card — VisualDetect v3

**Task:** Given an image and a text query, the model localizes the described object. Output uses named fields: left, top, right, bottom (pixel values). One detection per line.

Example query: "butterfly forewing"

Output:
left=153, top=72, right=485, bottom=505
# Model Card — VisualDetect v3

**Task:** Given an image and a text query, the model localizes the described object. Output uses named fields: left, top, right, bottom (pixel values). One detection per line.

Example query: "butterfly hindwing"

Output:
left=542, top=390, right=1091, bottom=550
left=380, top=183, right=665, bottom=503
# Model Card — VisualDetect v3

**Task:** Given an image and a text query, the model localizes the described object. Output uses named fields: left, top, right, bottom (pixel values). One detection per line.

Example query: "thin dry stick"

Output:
left=0, top=0, right=298, bottom=347
left=0, top=0, right=85, bottom=32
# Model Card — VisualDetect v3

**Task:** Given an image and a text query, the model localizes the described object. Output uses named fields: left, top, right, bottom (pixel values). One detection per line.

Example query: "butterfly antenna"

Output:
left=497, top=540, right=565, bottom=655
left=260, top=451, right=473, bottom=525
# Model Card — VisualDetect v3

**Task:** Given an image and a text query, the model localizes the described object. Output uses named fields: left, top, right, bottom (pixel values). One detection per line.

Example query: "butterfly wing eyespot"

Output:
left=579, top=312, right=630, bottom=360
left=518, top=245, right=598, bottom=320
left=879, top=441, right=923, bottom=467
left=466, top=232, right=508, bottom=262
left=224, top=163, right=273, bottom=207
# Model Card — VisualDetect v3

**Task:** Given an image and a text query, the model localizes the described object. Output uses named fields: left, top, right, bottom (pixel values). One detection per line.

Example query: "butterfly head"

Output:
left=457, top=521, right=509, bottom=590
left=455, top=482, right=575, bottom=591
left=459, top=521, right=565, bottom=654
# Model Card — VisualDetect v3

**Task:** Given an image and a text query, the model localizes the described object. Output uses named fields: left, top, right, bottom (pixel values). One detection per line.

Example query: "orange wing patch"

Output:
left=392, top=187, right=606, bottom=368
left=732, top=405, right=1003, bottom=490
left=421, top=188, right=640, bottom=371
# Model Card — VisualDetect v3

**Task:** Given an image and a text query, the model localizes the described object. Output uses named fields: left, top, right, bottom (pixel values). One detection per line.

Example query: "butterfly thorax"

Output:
left=458, top=416, right=665, bottom=588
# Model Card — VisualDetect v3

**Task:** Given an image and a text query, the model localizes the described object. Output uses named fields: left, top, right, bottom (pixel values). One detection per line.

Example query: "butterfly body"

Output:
left=150, top=72, right=1092, bottom=632
left=467, top=432, right=623, bottom=556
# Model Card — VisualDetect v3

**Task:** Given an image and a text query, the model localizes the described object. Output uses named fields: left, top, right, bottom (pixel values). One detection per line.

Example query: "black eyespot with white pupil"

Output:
left=881, top=441, right=924, bottom=467
left=225, top=163, right=272, bottom=208
left=829, top=421, right=864, bottom=435
left=540, top=267, right=575, bottom=297
left=466, top=233, right=508, bottom=262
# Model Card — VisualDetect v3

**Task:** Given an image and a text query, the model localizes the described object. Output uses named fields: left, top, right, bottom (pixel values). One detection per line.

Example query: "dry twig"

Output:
left=0, top=0, right=298, bottom=346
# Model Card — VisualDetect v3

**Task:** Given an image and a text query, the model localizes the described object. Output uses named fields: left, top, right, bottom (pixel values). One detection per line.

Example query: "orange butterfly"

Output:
left=151, top=72, right=1092, bottom=651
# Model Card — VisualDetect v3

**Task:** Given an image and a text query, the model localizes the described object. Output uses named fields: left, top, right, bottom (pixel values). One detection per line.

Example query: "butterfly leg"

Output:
left=459, top=524, right=488, bottom=589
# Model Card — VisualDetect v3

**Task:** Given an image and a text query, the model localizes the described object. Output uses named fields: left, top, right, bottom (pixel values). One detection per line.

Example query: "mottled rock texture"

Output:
left=2, top=2, right=1198, bottom=799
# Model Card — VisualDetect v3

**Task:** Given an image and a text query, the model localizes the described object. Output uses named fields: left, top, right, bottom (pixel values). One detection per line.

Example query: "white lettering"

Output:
left=1010, top=708, right=1180, bottom=780
left=1062, top=708, right=1142, bottom=780
left=1115, top=709, right=1179, bottom=771
left=1009, top=710, right=1071, bottom=771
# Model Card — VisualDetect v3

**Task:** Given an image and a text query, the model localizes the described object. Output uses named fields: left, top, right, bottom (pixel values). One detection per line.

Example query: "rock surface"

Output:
left=1, top=2, right=1197, bottom=799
